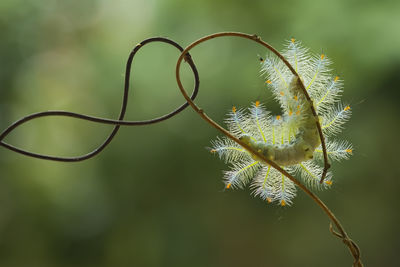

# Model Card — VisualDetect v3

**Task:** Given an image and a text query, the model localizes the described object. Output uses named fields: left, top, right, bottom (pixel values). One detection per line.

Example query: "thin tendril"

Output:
left=175, top=31, right=362, bottom=267
left=0, top=37, right=200, bottom=161
left=0, top=32, right=363, bottom=266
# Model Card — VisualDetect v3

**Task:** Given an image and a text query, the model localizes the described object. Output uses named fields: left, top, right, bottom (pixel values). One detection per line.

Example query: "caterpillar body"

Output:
left=240, top=76, right=320, bottom=166
left=210, top=39, right=352, bottom=206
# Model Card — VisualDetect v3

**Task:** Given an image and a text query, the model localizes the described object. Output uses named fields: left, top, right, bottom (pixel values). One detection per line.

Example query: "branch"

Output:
left=0, top=37, right=200, bottom=161
left=175, top=31, right=362, bottom=267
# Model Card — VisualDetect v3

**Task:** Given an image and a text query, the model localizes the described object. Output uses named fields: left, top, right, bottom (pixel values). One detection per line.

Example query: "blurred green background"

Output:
left=0, top=0, right=399, bottom=266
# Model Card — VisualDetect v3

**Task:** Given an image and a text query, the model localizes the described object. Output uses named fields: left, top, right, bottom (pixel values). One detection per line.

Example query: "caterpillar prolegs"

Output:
left=210, top=39, right=353, bottom=206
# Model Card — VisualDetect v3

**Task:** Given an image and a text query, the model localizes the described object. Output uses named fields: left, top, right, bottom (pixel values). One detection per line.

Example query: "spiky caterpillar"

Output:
left=210, top=39, right=352, bottom=206
left=240, top=76, right=320, bottom=166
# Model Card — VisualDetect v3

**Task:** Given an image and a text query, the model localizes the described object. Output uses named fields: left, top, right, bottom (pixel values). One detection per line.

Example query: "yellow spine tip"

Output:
left=321, top=54, right=325, bottom=60
left=232, top=106, right=237, bottom=113
left=226, top=183, right=231, bottom=189
left=267, top=197, right=272, bottom=203
left=266, top=80, right=272, bottom=84
left=325, top=180, right=333, bottom=185
left=280, top=91, right=284, bottom=96
left=296, top=105, right=301, bottom=115
left=334, top=76, right=340, bottom=82
left=276, top=115, right=281, bottom=120
left=344, top=106, right=350, bottom=111
left=255, top=101, right=260, bottom=107
left=289, top=110, right=293, bottom=116
left=345, top=149, right=353, bottom=153
left=281, top=200, right=286, bottom=206
left=291, top=38, right=295, bottom=43
left=294, top=95, right=298, bottom=101
left=210, top=149, right=216, bottom=153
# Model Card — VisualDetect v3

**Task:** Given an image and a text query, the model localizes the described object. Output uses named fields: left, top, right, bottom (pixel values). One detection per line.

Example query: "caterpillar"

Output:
left=210, top=39, right=352, bottom=206
left=240, top=76, right=320, bottom=166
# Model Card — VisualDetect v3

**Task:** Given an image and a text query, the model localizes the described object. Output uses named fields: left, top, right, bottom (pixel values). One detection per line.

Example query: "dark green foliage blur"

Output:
left=0, top=0, right=399, bottom=266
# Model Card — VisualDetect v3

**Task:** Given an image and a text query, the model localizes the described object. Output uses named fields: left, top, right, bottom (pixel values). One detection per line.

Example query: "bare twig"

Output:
left=175, top=31, right=362, bottom=267
left=0, top=37, right=200, bottom=161
left=0, top=32, right=363, bottom=266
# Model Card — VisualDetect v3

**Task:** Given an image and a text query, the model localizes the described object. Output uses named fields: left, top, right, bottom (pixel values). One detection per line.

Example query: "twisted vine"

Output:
left=175, top=32, right=362, bottom=266
left=0, top=33, right=362, bottom=266
left=0, top=37, right=199, bottom=161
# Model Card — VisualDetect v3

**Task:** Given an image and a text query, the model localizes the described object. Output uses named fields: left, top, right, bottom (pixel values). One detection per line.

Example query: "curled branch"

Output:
left=174, top=31, right=362, bottom=267
left=1, top=32, right=363, bottom=267
left=0, top=37, right=199, bottom=161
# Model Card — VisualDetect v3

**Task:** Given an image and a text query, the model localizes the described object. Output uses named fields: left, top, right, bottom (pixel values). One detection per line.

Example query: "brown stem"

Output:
left=175, top=32, right=362, bottom=267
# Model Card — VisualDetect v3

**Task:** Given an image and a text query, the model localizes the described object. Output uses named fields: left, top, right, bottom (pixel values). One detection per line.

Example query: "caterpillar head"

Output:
left=239, top=134, right=253, bottom=146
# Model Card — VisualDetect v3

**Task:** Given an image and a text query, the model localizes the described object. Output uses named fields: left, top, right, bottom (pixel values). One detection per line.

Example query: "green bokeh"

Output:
left=0, top=0, right=399, bottom=266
